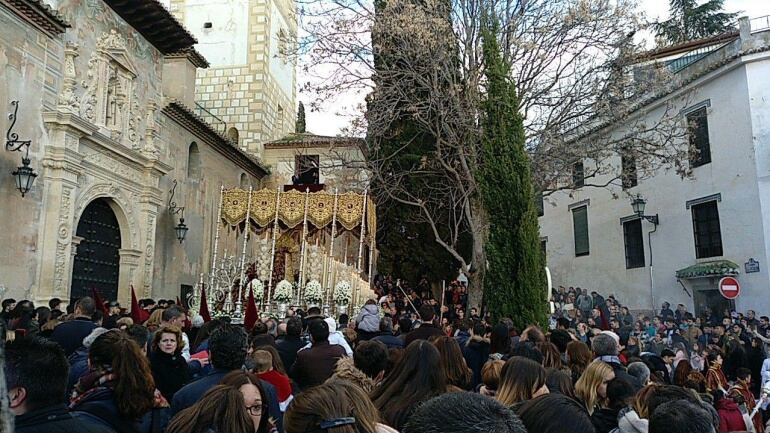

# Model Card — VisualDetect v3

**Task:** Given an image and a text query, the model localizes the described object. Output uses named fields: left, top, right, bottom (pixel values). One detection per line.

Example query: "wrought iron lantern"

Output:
left=6, top=101, right=37, bottom=197
left=630, top=194, right=659, bottom=225
left=174, top=217, right=189, bottom=243
left=12, top=155, right=37, bottom=197
left=168, top=179, right=189, bottom=243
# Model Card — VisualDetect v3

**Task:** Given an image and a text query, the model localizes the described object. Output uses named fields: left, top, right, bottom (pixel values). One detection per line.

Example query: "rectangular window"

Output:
left=621, top=149, right=638, bottom=189
left=294, top=155, right=320, bottom=184
left=688, top=107, right=711, bottom=168
left=691, top=200, right=723, bottom=258
left=572, top=206, right=589, bottom=256
left=623, top=219, right=645, bottom=268
left=572, top=162, right=584, bottom=188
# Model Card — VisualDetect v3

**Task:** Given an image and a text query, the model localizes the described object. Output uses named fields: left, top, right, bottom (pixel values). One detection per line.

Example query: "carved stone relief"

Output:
left=143, top=212, right=156, bottom=297
left=73, top=181, right=140, bottom=250
left=58, top=43, right=80, bottom=112
left=80, top=148, right=143, bottom=184
left=52, top=187, right=73, bottom=295
left=79, top=30, right=144, bottom=148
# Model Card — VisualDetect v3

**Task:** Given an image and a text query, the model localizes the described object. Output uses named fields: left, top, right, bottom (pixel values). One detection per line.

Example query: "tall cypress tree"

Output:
left=478, top=16, right=547, bottom=328
left=296, top=102, right=306, bottom=133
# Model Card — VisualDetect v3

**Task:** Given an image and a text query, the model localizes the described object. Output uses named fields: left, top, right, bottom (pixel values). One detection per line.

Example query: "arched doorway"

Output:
left=70, top=198, right=122, bottom=302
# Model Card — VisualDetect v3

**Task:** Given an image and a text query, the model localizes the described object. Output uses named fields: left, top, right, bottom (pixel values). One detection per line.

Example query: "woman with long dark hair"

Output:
left=567, top=340, right=593, bottom=384
left=166, top=371, right=272, bottom=433
left=166, top=384, right=261, bottom=433
left=70, top=330, right=160, bottom=433
left=220, top=371, right=272, bottom=433
left=370, top=340, right=447, bottom=430
left=433, top=336, right=472, bottom=390
left=496, top=356, right=548, bottom=409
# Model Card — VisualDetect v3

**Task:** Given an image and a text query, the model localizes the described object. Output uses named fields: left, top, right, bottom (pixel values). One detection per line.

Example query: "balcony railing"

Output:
left=665, top=42, right=730, bottom=73
left=194, top=102, right=227, bottom=134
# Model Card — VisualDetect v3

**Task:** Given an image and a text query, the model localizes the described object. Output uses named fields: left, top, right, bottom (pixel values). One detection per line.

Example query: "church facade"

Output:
left=0, top=0, right=268, bottom=306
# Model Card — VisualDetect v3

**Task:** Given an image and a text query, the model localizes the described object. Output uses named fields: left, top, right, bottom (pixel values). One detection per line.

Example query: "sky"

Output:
left=299, top=0, right=770, bottom=137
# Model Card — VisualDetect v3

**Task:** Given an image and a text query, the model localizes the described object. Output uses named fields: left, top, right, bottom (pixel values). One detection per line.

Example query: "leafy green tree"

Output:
left=655, top=0, right=738, bottom=45
left=478, top=16, right=547, bottom=328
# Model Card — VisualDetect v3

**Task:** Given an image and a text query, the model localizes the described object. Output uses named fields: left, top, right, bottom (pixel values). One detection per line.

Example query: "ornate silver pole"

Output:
left=267, top=187, right=281, bottom=310
left=297, top=187, right=311, bottom=304
left=209, top=185, right=224, bottom=293
left=235, top=186, right=253, bottom=318
left=368, top=231, right=376, bottom=289
left=356, top=188, right=369, bottom=272
left=325, top=189, right=339, bottom=304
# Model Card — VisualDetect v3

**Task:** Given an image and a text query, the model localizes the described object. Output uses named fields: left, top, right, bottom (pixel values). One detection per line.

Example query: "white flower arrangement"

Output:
left=249, top=279, right=264, bottom=300
left=274, top=279, right=293, bottom=303
left=304, top=279, right=324, bottom=303
left=333, top=280, right=352, bottom=305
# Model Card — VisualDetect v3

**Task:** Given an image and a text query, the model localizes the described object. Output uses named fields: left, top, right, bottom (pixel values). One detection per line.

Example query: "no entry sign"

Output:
left=718, top=277, right=741, bottom=300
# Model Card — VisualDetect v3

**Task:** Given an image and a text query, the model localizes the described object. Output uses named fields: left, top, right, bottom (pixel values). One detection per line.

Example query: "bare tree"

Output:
left=298, top=0, right=692, bottom=304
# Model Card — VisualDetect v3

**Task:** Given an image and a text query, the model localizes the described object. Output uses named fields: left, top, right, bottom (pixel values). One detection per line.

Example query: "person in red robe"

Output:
left=730, top=368, right=764, bottom=433
left=706, top=350, right=729, bottom=395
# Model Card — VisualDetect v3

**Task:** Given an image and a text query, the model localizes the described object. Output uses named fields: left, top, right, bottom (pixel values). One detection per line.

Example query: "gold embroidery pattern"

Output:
left=337, top=192, right=365, bottom=230
left=307, top=193, right=335, bottom=228
left=218, top=188, right=375, bottom=236
left=249, top=189, right=277, bottom=227
left=278, top=189, right=306, bottom=229
left=221, top=189, right=249, bottom=226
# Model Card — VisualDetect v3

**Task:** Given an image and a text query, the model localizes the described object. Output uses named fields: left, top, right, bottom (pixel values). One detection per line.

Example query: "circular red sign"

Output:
left=718, top=277, right=741, bottom=300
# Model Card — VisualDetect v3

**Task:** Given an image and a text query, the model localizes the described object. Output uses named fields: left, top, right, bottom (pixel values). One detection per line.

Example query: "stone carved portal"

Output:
left=70, top=198, right=121, bottom=301
left=80, top=30, right=141, bottom=147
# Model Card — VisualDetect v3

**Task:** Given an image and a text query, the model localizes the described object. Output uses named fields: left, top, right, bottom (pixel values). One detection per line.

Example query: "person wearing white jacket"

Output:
left=298, top=317, right=353, bottom=356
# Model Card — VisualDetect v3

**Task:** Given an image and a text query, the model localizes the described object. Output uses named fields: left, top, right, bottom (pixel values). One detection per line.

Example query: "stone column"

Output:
left=66, top=235, right=84, bottom=298
left=138, top=188, right=163, bottom=299
left=37, top=112, right=96, bottom=303
left=118, top=248, right=142, bottom=307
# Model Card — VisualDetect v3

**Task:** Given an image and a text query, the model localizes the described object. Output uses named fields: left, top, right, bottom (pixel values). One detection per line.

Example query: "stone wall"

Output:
left=0, top=7, right=62, bottom=300
left=0, top=1, right=265, bottom=306
left=171, top=0, right=297, bottom=156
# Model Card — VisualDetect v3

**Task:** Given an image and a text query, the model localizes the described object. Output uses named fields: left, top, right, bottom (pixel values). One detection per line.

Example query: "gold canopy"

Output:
left=220, top=188, right=376, bottom=235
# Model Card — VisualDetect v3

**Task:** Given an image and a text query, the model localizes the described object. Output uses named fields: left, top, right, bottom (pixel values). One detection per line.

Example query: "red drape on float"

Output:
left=243, top=287, right=258, bottom=330
left=199, top=285, right=212, bottom=322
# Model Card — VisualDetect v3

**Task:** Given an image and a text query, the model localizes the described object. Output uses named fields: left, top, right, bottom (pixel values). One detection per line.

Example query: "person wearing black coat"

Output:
left=150, top=325, right=191, bottom=401
left=5, top=336, right=116, bottom=433
left=275, top=316, right=305, bottom=370
left=463, top=323, right=491, bottom=389
left=17, top=405, right=117, bottom=433
left=50, top=297, right=98, bottom=356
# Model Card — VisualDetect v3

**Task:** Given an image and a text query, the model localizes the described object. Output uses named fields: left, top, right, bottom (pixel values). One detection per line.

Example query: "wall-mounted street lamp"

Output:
left=631, top=194, right=659, bottom=225
left=168, top=179, right=189, bottom=243
left=6, top=101, right=37, bottom=197
left=630, top=193, right=660, bottom=313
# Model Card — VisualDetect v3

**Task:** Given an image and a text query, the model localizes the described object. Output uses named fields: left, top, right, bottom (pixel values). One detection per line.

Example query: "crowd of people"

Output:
left=2, top=277, right=770, bottom=433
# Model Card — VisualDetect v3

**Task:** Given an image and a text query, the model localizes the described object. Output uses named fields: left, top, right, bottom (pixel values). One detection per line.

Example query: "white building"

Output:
left=539, top=17, right=770, bottom=316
